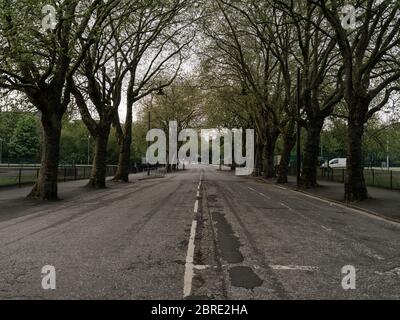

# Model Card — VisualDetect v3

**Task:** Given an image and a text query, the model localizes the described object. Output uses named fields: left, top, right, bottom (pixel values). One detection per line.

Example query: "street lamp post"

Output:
left=87, top=135, right=91, bottom=165
left=320, top=136, right=323, bottom=160
left=296, top=67, right=302, bottom=187
left=82, top=135, right=91, bottom=165
left=384, top=110, right=392, bottom=170
left=147, top=111, right=151, bottom=176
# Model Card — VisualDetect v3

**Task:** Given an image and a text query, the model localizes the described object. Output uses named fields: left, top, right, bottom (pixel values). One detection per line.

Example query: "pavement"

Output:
left=280, top=177, right=400, bottom=223
left=0, top=165, right=399, bottom=299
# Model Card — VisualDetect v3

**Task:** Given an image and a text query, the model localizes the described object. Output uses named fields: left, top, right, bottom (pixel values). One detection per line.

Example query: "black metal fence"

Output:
left=285, top=165, right=400, bottom=191
left=0, top=165, right=118, bottom=188
left=318, top=168, right=400, bottom=191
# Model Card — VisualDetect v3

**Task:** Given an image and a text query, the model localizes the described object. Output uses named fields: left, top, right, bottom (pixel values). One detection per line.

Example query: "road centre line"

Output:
left=183, top=175, right=203, bottom=298
left=183, top=220, right=197, bottom=297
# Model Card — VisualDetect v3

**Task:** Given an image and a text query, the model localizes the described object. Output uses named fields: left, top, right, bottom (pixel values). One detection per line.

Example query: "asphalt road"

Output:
left=0, top=165, right=399, bottom=299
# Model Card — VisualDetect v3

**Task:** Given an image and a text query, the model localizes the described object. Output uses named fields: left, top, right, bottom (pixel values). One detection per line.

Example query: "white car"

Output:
left=321, top=158, right=347, bottom=168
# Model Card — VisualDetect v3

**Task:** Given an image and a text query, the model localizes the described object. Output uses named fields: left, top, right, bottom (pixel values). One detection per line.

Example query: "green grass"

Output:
left=364, top=171, right=400, bottom=190
left=0, top=174, right=37, bottom=187
left=0, top=177, right=19, bottom=187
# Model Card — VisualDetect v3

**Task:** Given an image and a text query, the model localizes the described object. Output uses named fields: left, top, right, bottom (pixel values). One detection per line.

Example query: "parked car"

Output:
left=321, top=158, right=347, bottom=169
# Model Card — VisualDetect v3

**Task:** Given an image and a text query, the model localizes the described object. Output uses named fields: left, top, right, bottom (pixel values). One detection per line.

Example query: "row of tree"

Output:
left=197, top=0, right=400, bottom=201
left=3, top=105, right=398, bottom=168
left=0, top=0, right=197, bottom=199
left=1, top=0, right=399, bottom=202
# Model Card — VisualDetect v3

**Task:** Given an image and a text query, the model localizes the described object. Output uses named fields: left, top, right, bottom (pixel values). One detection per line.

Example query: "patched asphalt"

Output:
left=0, top=165, right=399, bottom=299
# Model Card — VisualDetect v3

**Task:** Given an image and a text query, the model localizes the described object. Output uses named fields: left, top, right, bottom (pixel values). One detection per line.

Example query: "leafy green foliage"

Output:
left=8, top=114, right=40, bottom=161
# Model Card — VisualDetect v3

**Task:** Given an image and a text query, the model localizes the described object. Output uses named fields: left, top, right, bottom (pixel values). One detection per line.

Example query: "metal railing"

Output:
left=146, top=166, right=167, bottom=178
left=256, top=165, right=400, bottom=191
left=319, top=168, right=400, bottom=191
left=0, top=165, right=118, bottom=188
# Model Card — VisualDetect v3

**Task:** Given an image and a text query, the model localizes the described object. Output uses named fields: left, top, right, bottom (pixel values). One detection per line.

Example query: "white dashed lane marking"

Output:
left=183, top=173, right=203, bottom=298
left=269, top=265, right=319, bottom=271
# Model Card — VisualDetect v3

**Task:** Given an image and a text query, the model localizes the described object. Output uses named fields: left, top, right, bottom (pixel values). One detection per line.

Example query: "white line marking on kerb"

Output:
left=270, top=265, right=319, bottom=271
left=183, top=220, right=197, bottom=297
left=194, top=200, right=199, bottom=213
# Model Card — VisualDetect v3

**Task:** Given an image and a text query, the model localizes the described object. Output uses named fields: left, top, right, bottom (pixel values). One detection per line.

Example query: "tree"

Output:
left=69, top=1, right=148, bottom=188
left=71, top=1, right=194, bottom=186
left=0, top=0, right=119, bottom=199
left=314, top=0, right=400, bottom=201
left=276, top=1, right=344, bottom=187
left=60, top=120, right=92, bottom=165
left=8, top=114, right=40, bottom=161
left=112, top=0, right=196, bottom=182
left=201, top=0, right=284, bottom=178
left=140, top=79, right=203, bottom=170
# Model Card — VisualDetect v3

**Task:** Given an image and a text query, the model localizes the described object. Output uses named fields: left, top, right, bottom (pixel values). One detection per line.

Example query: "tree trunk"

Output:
left=28, top=113, right=62, bottom=200
left=345, top=118, right=368, bottom=202
left=262, top=132, right=278, bottom=178
left=254, top=142, right=263, bottom=176
left=230, top=141, right=237, bottom=171
left=113, top=101, right=133, bottom=182
left=262, top=137, right=277, bottom=178
left=113, top=130, right=131, bottom=182
left=301, top=119, right=324, bottom=188
left=277, top=132, right=296, bottom=184
left=88, top=129, right=110, bottom=188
